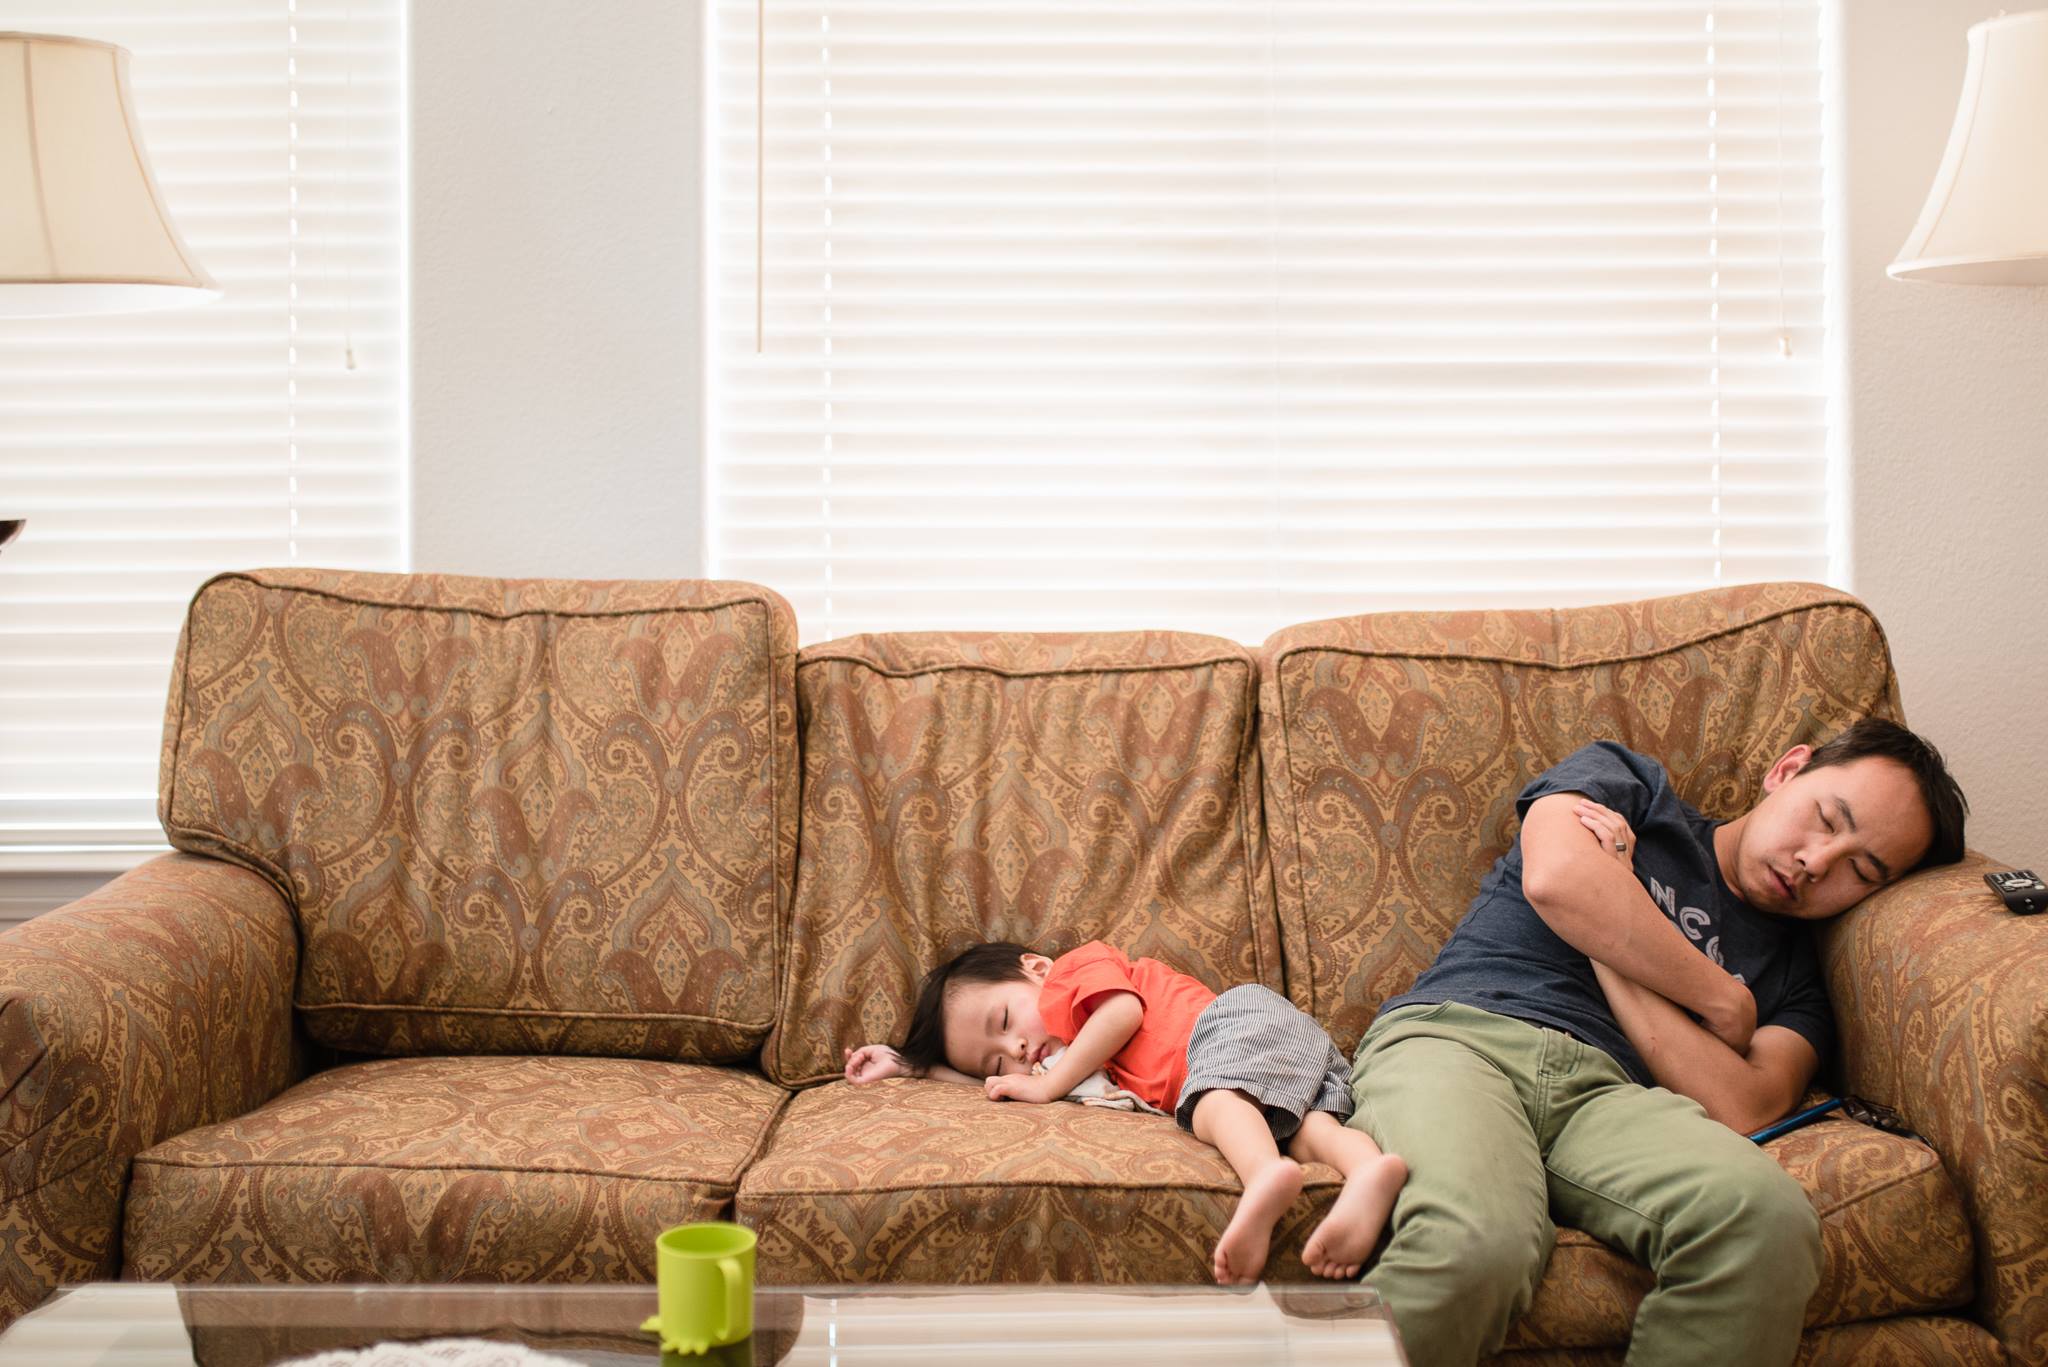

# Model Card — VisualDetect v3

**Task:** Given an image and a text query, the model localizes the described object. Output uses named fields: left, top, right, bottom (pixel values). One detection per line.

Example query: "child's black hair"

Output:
left=898, top=941, right=1036, bottom=1077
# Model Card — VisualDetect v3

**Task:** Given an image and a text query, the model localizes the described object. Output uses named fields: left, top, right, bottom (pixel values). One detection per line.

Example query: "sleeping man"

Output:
left=1348, top=720, right=1967, bottom=1367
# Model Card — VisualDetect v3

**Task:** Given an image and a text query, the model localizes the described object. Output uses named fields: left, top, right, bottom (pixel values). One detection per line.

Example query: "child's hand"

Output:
left=843, top=1044, right=908, bottom=1085
left=984, top=1072, right=1057, bottom=1104
left=1576, top=799, right=1636, bottom=873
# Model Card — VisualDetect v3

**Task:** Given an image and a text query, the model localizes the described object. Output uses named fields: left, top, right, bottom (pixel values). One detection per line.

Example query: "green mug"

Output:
left=641, top=1221, right=756, bottom=1355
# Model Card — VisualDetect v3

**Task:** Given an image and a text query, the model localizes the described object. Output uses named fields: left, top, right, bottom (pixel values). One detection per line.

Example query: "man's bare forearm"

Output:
left=1520, top=795, right=1755, bottom=1047
left=1554, top=870, right=1739, bottom=1023
left=1591, top=957, right=1710, bottom=1074
left=1589, top=960, right=1811, bottom=1134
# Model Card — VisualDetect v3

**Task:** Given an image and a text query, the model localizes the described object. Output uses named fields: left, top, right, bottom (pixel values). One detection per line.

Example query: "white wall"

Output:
left=1838, top=0, right=2048, bottom=861
left=410, top=0, right=2046, bottom=861
left=410, top=0, right=704, bottom=579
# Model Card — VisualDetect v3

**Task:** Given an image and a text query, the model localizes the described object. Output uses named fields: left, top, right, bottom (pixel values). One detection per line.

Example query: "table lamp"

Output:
left=1, top=30, right=217, bottom=314
left=1889, top=9, right=2048, bottom=283
left=2, top=31, right=220, bottom=553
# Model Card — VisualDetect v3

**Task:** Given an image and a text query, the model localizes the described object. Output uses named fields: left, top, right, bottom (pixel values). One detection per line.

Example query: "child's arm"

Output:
left=842, top=1044, right=979, bottom=1087
left=985, top=989, right=1143, bottom=1104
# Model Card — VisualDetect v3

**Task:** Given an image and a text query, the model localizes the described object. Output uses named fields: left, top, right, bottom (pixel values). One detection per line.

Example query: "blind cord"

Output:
left=287, top=0, right=300, bottom=561
left=756, top=0, right=765, bottom=354
left=821, top=7, right=835, bottom=637
left=344, top=0, right=357, bottom=371
left=1708, top=8, right=1723, bottom=584
left=1776, top=0, right=1790, bottom=359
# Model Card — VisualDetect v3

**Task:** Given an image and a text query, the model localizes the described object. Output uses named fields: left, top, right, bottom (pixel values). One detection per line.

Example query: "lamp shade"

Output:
left=1889, top=10, right=2048, bottom=284
left=0, top=31, right=218, bottom=316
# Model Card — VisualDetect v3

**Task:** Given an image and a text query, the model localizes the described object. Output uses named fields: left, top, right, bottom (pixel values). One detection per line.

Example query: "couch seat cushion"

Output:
left=1502, top=1114, right=1973, bottom=1351
left=737, top=1079, right=1346, bottom=1282
left=1492, top=1314, right=2005, bottom=1367
left=742, top=1084, right=1970, bottom=1342
left=123, top=1056, right=789, bottom=1284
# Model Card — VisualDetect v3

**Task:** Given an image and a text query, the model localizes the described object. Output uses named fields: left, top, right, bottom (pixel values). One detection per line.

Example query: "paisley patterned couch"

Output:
left=1, top=570, right=2039, bottom=1366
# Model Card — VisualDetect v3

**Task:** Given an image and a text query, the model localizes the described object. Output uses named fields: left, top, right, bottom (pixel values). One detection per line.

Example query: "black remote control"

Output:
left=1985, top=869, right=2047, bottom=915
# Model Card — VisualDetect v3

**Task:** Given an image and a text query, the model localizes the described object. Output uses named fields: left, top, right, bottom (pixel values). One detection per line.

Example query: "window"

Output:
left=707, top=1, right=1830, bottom=644
left=0, top=2, right=407, bottom=872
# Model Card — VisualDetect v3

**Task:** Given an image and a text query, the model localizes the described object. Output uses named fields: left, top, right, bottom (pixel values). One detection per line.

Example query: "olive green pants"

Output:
left=1349, top=1002, right=1821, bottom=1367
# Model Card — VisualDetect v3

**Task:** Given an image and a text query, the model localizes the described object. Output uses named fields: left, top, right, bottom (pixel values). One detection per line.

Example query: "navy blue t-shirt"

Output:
left=1378, top=741, right=1834, bottom=1086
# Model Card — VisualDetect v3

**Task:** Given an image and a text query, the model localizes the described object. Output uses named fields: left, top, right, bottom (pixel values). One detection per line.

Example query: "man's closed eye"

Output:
left=1818, top=801, right=1880, bottom=884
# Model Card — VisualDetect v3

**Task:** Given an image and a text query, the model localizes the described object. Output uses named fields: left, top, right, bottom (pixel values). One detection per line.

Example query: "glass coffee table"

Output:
left=1, top=1282, right=1406, bottom=1366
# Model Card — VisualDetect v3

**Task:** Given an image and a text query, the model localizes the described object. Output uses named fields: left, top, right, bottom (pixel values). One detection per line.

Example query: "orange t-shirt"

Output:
left=1037, top=941, right=1217, bottom=1112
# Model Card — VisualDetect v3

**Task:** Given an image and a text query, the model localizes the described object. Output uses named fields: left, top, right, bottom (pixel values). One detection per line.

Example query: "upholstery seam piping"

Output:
left=794, top=652, right=1252, bottom=683
left=293, top=1001, right=774, bottom=1029
left=131, top=1155, right=753, bottom=1189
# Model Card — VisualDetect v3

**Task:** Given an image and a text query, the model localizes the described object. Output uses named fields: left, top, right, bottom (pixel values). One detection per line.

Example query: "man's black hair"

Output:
left=1803, top=717, right=1968, bottom=872
left=898, top=941, right=1036, bottom=1077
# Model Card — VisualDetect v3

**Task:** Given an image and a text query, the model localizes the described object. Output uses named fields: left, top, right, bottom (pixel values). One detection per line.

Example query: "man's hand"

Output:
left=1576, top=799, right=1636, bottom=873
left=1699, top=982, right=1758, bottom=1055
left=984, top=1072, right=1059, bottom=1104
left=843, top=1044, right=909, bottom=1084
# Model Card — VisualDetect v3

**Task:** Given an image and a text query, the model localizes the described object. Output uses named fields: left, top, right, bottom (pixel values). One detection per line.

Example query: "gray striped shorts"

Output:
left=1172, top=984, right=1354, bottom=1140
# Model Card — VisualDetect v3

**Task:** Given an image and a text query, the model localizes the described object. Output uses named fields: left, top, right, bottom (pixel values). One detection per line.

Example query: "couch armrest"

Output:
left=0, top=855, right=303, bottom=1324
left=1819, top=852, right=2048, bottom=1366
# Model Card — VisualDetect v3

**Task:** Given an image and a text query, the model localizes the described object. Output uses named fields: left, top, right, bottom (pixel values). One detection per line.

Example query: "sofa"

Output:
left=0, top=569, right=2039, bottom=1365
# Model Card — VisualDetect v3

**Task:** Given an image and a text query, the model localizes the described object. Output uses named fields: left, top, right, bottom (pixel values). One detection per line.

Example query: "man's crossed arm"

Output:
left=1521, top=794, right=1756, bottom=1050
left=1522, top=792, right=1815, bottom=1134
left=1590, top=960, right=1816, bottom=1135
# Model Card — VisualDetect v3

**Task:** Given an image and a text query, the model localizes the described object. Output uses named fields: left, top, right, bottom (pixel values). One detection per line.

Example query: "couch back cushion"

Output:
left=1257, top=583, right=1901, bottom=1057
left=160, top=569, right=798, bottom=1060
left=765, top=632, right=1279, bottom=1085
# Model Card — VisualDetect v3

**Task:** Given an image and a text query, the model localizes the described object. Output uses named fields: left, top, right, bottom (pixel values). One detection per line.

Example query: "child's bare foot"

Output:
left=1213, top=1158, right=1304, bottom=1285
left=1302, top=1152, right=1408, bottom=1279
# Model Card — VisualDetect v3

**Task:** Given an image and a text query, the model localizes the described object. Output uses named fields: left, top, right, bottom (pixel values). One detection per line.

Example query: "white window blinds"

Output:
left=707, top=1, right=1830, bottom=644
left=0, top=1, right=406, bottom=867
